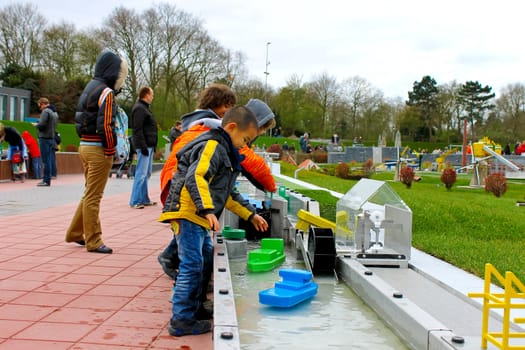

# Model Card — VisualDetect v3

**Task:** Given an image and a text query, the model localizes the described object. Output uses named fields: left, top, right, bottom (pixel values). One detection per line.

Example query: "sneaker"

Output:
left=168, top=319, right=211, bottom=337
left=195, top=305, right=213, bottom=320
left=144, top=201, right=157, bottom=206
left=37, top=181, right=50, bottom=187
left=131, top=204, right=144, bottom=209
left=157, top=253, right=178, bottom=280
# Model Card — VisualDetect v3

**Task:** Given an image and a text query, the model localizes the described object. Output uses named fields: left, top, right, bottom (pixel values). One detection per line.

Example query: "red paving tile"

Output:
left=41, top=307, right=114, bottom=324
left=12, top=322, right=95, bottom=342
left=0, top=174, right=213, bottom=349
left=0, top=339, right=73, bottom=350
left=0, top=319, right=32, bottom=338
left=10, top=291, right=78, bottom=307
left=0, top=304, right=57, bottom=321
left=80, top=325, right=162, bottom=347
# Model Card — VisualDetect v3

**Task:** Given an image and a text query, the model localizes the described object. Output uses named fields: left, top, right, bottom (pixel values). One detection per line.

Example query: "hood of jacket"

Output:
left=181, top=109, right=219, bottom=131
left=93, top=50, right=128, bottom=91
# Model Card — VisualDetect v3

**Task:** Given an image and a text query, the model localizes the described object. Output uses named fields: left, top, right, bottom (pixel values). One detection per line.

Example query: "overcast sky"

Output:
left=18, top=0, right=525, bottom=99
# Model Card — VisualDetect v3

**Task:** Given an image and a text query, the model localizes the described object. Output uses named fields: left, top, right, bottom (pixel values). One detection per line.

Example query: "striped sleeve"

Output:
left=99, top=88, right=116, bottom=156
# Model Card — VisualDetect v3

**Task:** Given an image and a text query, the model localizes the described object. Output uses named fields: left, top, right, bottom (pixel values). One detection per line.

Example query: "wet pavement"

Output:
left=0, top=173, right=212, bottom=350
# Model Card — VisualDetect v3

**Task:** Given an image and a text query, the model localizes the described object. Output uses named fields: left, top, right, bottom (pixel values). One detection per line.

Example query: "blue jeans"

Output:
left=39, top=138, right=54, bottom=184
left=51, top=148, right=57, bottom=177
left=129, top=147, right=153, bottom=206
left=171, top=219, right=214, bottom=322
left=31, top=157, right=42, bottom=179
left=163, top=235, right=180, bottom=266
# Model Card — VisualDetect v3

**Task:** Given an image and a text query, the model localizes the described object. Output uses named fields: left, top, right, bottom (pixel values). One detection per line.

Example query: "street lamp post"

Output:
left=264, top=42, right=271, bottom=101
left=461, top=116, right=468, bottom=167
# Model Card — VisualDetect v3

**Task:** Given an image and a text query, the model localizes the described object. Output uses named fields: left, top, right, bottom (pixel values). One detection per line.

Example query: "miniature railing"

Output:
left=468, top=263, right=525, bottom=349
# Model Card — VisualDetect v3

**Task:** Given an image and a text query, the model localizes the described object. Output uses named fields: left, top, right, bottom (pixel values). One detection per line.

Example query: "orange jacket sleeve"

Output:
left=239, top=145, right=277, bottom=192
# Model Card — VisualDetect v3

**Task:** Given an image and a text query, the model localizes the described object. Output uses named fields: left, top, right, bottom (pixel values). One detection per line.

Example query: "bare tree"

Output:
left=174, top=28, right=219, bottom=111
left=154, top=4, right=203, bottom=113
left=41, top=22, right=79, bottom=80
left=102, top=6, right=145, bottom=100
left=308, top=72, right=339, bottom=136
left=340, top=76, right=376, bottom=138
left=0, top=3, right=46, bottom=70
left=496, top=83, right=525, bottom=142
left=219, top=49, right=247, bottom=88
left=436, top=81, right=462, bottom=140
left=76, top=30, right=105, bottom=78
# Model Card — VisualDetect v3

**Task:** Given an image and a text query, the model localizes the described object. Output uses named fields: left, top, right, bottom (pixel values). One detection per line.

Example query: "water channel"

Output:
left=229, top=243, right=410, bottom=350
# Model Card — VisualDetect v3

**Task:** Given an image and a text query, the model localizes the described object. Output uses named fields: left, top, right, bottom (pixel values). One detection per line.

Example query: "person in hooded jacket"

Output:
left=0, top=123, right=27, bottom=161
left=21, top=130, right=42, bottom=179
left=65, top=49, right=128, bottom=254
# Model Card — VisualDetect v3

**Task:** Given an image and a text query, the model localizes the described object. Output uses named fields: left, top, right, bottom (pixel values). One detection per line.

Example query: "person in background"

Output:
left=503, top=143, right=511, bottom=155
left=65, top=49, right=128, bottom=254
left=52, top=130, right=61, bottom=178
left=0, top=123, right=27, bottom=161
left=159, top=106, right=268, bottom=336
left=35, top=97, right=57, bottom=187
left=21, top=130, right=42, bottom=179
left=129, top=86, right=158, bottom=209
left=168, top=120, right=182, bottom=150
left=282, top=141, right=289, bottom=153
left=516, top=140, right=525, bottom=156
left=305, top=143, right=313, bottom=153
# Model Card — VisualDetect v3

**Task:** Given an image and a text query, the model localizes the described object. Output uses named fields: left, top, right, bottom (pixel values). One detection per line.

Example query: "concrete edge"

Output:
left=337, top=257, right=458, bottom=350
left=213, top=235, right=241, bottom=350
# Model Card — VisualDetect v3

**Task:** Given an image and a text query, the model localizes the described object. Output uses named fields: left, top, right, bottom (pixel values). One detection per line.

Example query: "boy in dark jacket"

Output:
left=159, top=106, right=268, bottom=336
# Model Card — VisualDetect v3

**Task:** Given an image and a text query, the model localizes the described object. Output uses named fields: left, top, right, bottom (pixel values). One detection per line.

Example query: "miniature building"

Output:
left=335, top=178, right=412, bottom=267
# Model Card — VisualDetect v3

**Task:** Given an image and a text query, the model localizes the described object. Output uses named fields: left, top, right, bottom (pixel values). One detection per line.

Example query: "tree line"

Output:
left=1, top=3, right=525, bottom=145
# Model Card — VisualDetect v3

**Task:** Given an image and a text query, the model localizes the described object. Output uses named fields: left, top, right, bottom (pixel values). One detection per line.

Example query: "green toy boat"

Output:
left=247, top=238, right=285, bottom=272
left=222, top=226, right=246, bottom=240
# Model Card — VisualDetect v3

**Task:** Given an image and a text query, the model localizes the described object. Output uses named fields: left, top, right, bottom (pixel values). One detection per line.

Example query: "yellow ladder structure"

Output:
left=468, top=263, right=525, bottom=349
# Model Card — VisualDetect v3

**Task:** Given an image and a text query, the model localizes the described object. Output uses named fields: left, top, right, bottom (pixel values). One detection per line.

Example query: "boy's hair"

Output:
left=221, top=106, right=257, bottom=130
left=197, top=83, right=236, bottom=110
left=138, top=86, right=152, bottom=99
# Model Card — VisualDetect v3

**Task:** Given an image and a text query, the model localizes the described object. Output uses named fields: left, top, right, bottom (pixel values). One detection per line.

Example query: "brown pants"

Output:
left=65, top=145, right=113, bottom=251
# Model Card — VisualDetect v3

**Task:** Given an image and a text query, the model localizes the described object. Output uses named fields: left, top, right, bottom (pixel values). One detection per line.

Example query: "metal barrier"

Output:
left=468, top=263, right=525, bottom=349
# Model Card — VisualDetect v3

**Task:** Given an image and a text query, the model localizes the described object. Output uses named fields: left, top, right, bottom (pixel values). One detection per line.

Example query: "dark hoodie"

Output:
left=74, top=50, right=128, bottom=156
left=180, top=109, right=219, bottom=131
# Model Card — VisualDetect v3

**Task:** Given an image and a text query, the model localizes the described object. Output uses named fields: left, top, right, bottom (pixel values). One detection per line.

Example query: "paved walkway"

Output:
left=0, top=173, right=212, bottom=350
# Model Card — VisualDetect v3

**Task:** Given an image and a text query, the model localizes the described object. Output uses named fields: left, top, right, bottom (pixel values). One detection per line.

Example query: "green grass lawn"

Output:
left=278, top=162, right=525, bottom=282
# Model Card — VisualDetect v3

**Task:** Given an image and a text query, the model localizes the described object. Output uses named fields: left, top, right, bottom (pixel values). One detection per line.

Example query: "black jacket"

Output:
left=74, top=50, right=127, bottom=156
left=131, top=100, right=158, bottom=151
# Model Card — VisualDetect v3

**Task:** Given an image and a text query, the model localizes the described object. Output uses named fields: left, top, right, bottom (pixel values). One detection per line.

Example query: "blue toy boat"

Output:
left=259, top=268, right=318, bottom=307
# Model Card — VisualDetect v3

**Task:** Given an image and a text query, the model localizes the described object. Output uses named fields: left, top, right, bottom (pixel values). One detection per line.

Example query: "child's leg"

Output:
left=171, top=219, right=206, bottom=321
left=198, top=234, right=214, bottom=303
